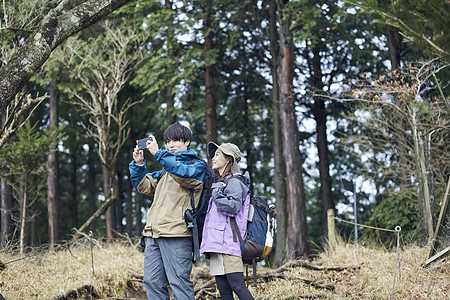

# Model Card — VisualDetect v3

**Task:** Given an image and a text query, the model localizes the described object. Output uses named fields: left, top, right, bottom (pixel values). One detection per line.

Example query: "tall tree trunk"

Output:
left=125, top=168, right=133, bottom=236
left=87, top=141, right=98, bottom=232
left=1, top=113, right=14, bottom=247
left=134, top=193, right=143, bottom=236
left=116, top=167, right=124, bottom=233
left=276, top=0, right=310, bottom=259
left=70, top=152, right=78, bottom=228
left=1, top=177, right=13, bottom=247
left=309, top=46, right=334, bottom=237
left=204, top=1, right=217, bottom=149
left=104, top=165, right=115, bottom=240
left=378, top=0, right=403, bottom=70
left=269, top=0, right=288, bottom=266
left=165, top=0, right=177, bottom=125
left=19, top=177, right=27, bottom=254
left=47, top=83, right=60, bottom=249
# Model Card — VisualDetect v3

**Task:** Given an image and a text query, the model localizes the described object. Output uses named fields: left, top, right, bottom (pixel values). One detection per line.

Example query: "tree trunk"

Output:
left=165, top=0, right=177, bottom=125
left=378, top=0, right=403, bottom=70
left=116, top=167, right=125, bottom=233
left=269, top=0, right=288, bottom=266
left=134, top=193, right=143, bottom=236
left=0, top=0, right=132, bottom=116
left=276, top=0, right=310, bottom=259
left=87, top=141, right=98, bottom=232
left=412, top=108, right=433, bottom=239
left=1, top=177, right=13, bottom=247
left=204, top=1, right=217, bottom=149
left=309, top=45, right=334, bottom=238
left=19, top=178, right=27, bottom=254
left=103, top=165, right=115, bottom=240
left=1, top=113, right=14, bottom=247
left=47, top=83, right=60, bottom=249
left=70, top=152, right=78, bottom=228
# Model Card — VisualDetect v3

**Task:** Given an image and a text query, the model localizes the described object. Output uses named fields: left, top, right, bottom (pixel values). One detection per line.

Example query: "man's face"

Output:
left=166, top=139, right=190, bottom=153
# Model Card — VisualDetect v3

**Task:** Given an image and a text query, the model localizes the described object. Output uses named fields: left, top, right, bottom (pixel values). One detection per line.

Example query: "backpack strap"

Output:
left=186, top=158, right=201, bottom=262
left=252, top=258, right=258, bottom=286
left=230, top=217, right=243, bottom=243
left=224, top=175, right=245, bottom=243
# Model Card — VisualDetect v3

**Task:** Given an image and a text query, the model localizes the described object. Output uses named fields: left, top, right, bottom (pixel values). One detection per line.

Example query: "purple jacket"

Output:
left=200, top=173, right=250, bottom=257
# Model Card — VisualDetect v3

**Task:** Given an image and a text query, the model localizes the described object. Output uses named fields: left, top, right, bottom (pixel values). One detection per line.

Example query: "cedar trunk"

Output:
left=310, top=46, right=334, bottom=237
left=277, top=0, right=310, bottom=259
left=1, top=177, right=13, bottom=247
left=269, top=0, right=288, bottom=266
left=204, top=2, right=217, bottom=149
left=47, top=83, right=61, bottom=248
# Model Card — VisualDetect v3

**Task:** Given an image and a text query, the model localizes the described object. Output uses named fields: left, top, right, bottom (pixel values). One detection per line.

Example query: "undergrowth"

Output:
left=0, top=239, right=448, bottom=299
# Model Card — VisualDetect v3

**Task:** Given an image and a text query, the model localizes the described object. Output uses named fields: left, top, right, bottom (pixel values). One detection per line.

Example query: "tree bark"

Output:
left=378, top=0, right=403, bottom=70
left=47, top=83, right=60, bottom=249
left=87, top=141, right=98, bottom=232
left=19, top=177, right=27, bottom=254
left=70, top=152, right=79, bottom=228
left=165, top=0, right=177, bottom=125
left=0, top=0, right=132, bottom=117
left=103, top=165, right=115, bottom=240
left=269, top=0, right=288, bottom=267
left=276, top=0, right=310, bottom=259
left=204, top=1, right=217, bottom=149
left=1, top=177, right=13, bottom=247
left=309, top=45, right=334, bottom=237
left=1, top=112, right=14, bottom=247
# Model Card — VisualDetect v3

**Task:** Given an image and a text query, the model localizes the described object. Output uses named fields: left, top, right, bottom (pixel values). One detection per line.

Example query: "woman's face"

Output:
left=211, top=149, right=230, bottom=171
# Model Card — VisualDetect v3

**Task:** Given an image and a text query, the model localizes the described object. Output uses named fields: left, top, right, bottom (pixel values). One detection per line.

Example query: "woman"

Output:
left=200, top=142, right=254, bottom=300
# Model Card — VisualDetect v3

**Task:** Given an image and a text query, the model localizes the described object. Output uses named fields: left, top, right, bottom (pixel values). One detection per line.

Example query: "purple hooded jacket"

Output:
left=200, top=172, right=250, bottom=257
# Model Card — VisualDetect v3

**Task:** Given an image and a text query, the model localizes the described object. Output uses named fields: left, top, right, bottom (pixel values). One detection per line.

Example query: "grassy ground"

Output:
left=0, top=239, right=448, bottom=299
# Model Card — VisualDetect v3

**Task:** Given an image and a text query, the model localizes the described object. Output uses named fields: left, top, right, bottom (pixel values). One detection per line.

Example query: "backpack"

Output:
left=184, top=159, right=217, bottom=262
left=227, top=175, right=277, bottom=286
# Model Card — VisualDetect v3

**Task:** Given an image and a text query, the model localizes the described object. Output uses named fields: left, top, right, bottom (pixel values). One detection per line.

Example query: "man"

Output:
left=129, top=122, right=206, bottom=300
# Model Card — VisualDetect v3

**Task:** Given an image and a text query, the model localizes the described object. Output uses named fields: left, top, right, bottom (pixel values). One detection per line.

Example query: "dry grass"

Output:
left=0, top=240, right=448, bottom=299
left=0, top=241, right=143, bottom=299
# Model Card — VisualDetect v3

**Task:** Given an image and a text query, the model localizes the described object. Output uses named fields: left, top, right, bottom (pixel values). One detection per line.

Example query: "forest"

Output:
left=0, top=0, right=449, bottom=276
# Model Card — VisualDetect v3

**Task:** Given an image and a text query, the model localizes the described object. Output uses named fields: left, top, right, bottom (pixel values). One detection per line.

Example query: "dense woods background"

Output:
left=0, top=0, right=449, bottom=265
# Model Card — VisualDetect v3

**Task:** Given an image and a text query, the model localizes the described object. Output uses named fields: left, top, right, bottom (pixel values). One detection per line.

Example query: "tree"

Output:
left=343, top=59, right=449, bottom=241
left=57, top=19, right=145, bottom=239
left=344, top=0, right=450, bottom=61
left=0, top=0, right=133, bottom=117
left=47, top=83, right=60, bottom=249
left=0, top=121, right=62, bottom=253
left=276, top=0, right=310, bottom=259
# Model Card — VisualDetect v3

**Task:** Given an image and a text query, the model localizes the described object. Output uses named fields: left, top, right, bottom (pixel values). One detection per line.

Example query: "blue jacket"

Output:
left=200, top=173, right=250, bottom=257
left=129, top=149, right=206, bottom=238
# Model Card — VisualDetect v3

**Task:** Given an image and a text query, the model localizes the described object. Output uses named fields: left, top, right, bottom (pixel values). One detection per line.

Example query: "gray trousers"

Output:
left=144, top=237, right=194, bottom=300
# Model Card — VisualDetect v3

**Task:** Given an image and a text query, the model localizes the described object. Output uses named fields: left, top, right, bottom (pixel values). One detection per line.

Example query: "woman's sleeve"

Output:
left=212, top=178, right=248, bottom=216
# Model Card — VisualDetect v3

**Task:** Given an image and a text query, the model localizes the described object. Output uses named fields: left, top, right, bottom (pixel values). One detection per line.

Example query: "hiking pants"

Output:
left=143, top=237, right=194, bottom=300
left=215, top=272, right=254, bottom=300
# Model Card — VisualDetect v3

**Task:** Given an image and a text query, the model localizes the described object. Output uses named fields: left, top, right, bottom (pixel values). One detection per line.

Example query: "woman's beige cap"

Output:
left=208, top=142, right=241, bottom=173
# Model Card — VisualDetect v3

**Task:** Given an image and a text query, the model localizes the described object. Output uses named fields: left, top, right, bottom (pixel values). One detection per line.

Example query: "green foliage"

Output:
left=365, top=189, right=423, bottom=246
left=344, top=0, right=450, bottom=60
left=0, top=121, right=64, bottom=177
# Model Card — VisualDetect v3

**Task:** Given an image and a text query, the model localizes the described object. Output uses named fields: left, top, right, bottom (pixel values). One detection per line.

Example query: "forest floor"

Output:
left=0, top=238, right=448, bottom=299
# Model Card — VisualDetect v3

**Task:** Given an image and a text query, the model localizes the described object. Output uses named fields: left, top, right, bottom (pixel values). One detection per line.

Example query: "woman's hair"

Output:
left=164, top=122, right=192, bottom=146
left=219, top=154, right=234, bottom=180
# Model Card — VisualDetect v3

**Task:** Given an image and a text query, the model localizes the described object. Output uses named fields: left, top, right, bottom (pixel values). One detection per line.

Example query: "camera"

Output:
left=138, top=137, right=153, bottom=150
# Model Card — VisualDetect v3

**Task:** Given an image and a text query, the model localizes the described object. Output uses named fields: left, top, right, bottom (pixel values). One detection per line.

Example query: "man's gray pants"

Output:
left=144, top=237, right=194, bottom=300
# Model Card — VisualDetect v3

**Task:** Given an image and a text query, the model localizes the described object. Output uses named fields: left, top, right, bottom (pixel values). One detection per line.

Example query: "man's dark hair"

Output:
left=164, top=122, right=192, bottom=146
